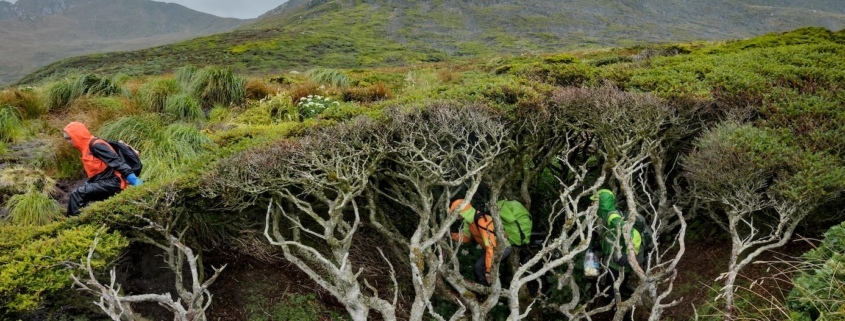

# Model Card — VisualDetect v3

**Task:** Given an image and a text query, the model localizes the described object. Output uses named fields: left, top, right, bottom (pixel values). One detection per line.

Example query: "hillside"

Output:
left=0, top=0, right=249, bottom=86
left=2, top=26, right=845, bottom=320
left=15, top=0, right=845, bottom=85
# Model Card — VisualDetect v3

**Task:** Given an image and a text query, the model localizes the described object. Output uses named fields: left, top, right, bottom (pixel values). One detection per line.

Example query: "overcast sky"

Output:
left=2, top=0, right=288, bottom=19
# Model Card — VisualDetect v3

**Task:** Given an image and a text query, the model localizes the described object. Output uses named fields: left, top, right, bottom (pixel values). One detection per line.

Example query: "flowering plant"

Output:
left=297, top=94, right=338, bottom=119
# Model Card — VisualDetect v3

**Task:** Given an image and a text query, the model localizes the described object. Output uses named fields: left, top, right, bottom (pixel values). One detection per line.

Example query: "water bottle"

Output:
left=584, top=250, right=599, bottom=278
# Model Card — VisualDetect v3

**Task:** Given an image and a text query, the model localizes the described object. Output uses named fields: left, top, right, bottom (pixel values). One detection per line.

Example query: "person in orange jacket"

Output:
left=449, top=199, right=511, bottom=286
left=63, top=122, right=142, bottom=216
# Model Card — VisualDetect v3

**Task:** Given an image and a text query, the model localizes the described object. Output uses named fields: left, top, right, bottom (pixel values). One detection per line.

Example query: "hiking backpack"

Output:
left=496, top=200, right=533, bottom=246
left=89, top=138, right=143, bottom=177
left=608, top=210, right=655, bottom=264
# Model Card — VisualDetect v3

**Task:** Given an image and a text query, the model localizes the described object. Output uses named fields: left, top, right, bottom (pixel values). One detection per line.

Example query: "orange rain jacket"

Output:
left=450, top=200, right=498, bottom=273
left=63, top=122, right=128, bottom=189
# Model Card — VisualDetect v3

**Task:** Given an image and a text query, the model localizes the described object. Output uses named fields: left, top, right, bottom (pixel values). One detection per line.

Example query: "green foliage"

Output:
left=788, top=222, right=845, bottom=321
left=136, top=77, right=179, bottom=112
left=244, top=290, right=342, bottom=321
left=4, top=191, right=63, bottom=226
left=187, top=66, right=246, bottom=108
left=297, top=94, right=338, bottom=119
left=0, top=223, right=128, bottom=312
left=164, top=93, right=205, bottom=122
left=0, top=104, right=26, bottom=143
left=70, top=73, right=123, bottom=98
left=319, top=102, right=367, bottom=122
left=544, top=54, right=580, bottom=64
left=307, top=67, right=351, bottom=88
left=174, top=65, right=198, bottom=88
left=45, top=79, right=74, bottom=110
left=0, top=88, right=46, bottom=119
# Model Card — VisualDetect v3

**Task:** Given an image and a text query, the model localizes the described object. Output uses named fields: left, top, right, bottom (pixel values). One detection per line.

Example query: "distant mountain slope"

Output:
left=17, top=0, right=845, bottom=85
left=0, top=0, right=249, bottom=85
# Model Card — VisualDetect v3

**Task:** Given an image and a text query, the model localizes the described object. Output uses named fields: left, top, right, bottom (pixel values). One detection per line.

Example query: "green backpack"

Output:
left=497, top=200, right=533, bottom=246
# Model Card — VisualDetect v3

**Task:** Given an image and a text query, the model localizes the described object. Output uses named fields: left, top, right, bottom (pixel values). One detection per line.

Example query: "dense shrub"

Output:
left=788, top=222, right=845, bottom=321
left=0, top=223, right=127, bottom=312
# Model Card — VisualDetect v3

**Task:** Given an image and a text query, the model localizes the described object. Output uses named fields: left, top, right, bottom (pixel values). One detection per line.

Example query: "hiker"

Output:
left=63, top=122, right=142, bottom=216
left=592, top=189, right=641, bottom=300
left=450, top=199, right=509, bottom=286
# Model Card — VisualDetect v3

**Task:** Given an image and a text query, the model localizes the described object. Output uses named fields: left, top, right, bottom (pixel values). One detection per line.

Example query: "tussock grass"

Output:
left=137, top=77, right=179, bottom=112
left=96, top=116, right=214, bottom=182
left=71, top=73, right=122, bottom=98
left=0, top=105, right=26, bottom=143
left=4, top=191, right=63, bottom=226
left=46, top=137, right=85, bottom=179
left=245, top=78, right=277, bottom=100
left=175, top=65, right=198, bottom=88
left=0, top=89, right=46, bottom=119
left=307, top=67, right=351, bottom=88
left=164, top=93, right=204, bottom=122
left=45, top=80, right=74, bottom=111
left=188, top=66, right=245, bottom=108
left=289, top=82, right=323, bottom=105
left=96, top=115, right=164, bottom=149
left=0, top=166, right=56, bottom=196
left=67, top=96, right=138, bottom=130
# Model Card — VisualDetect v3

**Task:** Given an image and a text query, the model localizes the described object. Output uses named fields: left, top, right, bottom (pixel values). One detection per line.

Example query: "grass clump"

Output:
left=45, top=80, right=74, bottom=111
left=71, top=73, right=123, bottom=98
left=341, top=82, right=392, bottom=103
left=4, top=191, right=63, bottom=226
left=245, top=78, right=277, bottom=100
left=136, top=77, right=179, bottom=112
left=307, top=67, right=351, bottom=88
left=0, top=166, right=56, bottom=196
left=0, top=105, right=27, bottom=143
left=164, top=93, right=205, bottom=122
left=66, top=96, right=137, bottom=130
left=187, top=66, right=246, bottom=108
left=0, top=88, right=46, bottom=119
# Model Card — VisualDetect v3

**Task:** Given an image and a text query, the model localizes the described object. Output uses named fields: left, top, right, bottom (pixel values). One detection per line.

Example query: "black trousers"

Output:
left=67, top=176, right=122, bottom=216
left=474, top=246, right=512, bottom=286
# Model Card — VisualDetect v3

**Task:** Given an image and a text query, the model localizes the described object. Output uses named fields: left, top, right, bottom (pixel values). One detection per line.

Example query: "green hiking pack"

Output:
left=608, top=210, right=655, bottom=264
left=497, top=200, right=533, bottom=246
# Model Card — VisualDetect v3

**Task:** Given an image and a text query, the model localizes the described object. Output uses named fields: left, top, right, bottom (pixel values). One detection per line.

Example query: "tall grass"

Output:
left=67, top=97, right=138, bottom=130
left=136, top=78, right=179, bottom=112
left=0, top=105, right=26, bottom=143
left=5, top=191, right=63, bottom=226
left=245, top=78, right=277, bottom=100
left=47, top=138, right=84, bottom=179
left=175, top=65, right=198, bottom=88
left=0, top=89, right=46, bottom=119
left=307, top=67, right=351, bottom=88
left=164, top=94, right=204, bottom=122
left=188, top=66, right=245, bottom=108
left=71, top=73, right=123, bottom=98
left=96, top=116, right=214, bottom=182
left=45, top=80, right=74, bottom=111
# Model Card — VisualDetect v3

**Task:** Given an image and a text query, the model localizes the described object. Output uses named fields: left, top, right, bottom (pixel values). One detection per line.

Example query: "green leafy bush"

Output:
left=0, top=223, right=128, bottom=312
left=4, top=191, right=63, bottom=226
left=788, top=222, right=845, bottom=321
left=297, top=94, right=338, bottom=119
